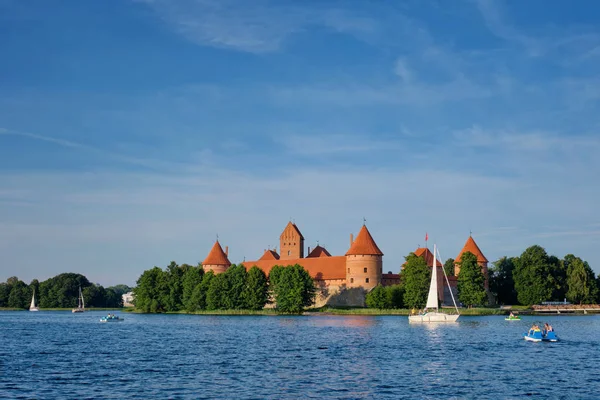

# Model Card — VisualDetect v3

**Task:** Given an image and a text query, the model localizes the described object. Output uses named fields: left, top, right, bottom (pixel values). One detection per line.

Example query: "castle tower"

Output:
left=279, top=222, right=304, bottom=260
left=345, top=224, right=383, bottom=290
left=455, top=235, right=489, bottom=289
left=202, top=240, right=231, bottom=274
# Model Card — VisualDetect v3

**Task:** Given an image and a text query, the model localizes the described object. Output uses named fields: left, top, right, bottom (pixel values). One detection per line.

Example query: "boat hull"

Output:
left=505, top=317, right=520, bottom=321
left=100, top=318, right=123, bottom=323
left=523, top=330, right=559, bottom=342
left=409, top=312, right=459, bottom=323
left=72, top=309, right=85, bottom=313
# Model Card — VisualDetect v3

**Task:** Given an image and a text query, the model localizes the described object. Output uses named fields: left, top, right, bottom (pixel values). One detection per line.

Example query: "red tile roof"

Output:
left=280, top=221, right=304, bottom=240
left=307, top=245, right=331, bottom=258
left=456, top=236, right=488, bottom=263
left=241, top=256, right=347, bottom=280
left=346, top=225, right=383, bottom=256
left=412, top=247, right=443, bottom=267
left=202, top=241, right=231, bottom=266
left=259, top=249, right=280, bottom=261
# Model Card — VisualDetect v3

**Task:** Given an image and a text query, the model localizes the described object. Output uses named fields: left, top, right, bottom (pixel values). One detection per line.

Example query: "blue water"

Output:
left=1, top=312, right=599, bottom=399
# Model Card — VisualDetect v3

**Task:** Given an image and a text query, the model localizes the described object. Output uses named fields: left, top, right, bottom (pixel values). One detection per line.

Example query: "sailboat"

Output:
left=72, top=286, right=85, bottom=313
left=408, top=244, right=460, bottom=323
left=29, top=289, right=39, bottom=312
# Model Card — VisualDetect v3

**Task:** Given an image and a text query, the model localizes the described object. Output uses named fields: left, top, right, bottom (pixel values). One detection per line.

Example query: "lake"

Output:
left=1, top=311, right=599, bottom=399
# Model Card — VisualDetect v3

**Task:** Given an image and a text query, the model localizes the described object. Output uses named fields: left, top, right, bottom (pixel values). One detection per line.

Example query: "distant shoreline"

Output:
left=3, top=307, right=599, bottom=316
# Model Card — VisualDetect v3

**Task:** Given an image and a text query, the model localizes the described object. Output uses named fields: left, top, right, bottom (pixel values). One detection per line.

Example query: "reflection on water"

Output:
left=1, top=312, right=599, bottom=399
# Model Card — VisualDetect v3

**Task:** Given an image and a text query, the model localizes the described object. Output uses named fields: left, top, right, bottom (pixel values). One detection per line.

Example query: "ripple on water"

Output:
left=1, top=312, right=600, bottom=399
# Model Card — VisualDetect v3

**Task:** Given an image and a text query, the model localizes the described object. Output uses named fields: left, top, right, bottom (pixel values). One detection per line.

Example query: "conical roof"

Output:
left=414, top=247, right=443, bottom=267
left=307, top=245, right=331, bottom=258
left=346, top=225, right=383, bottom=256
left=203, top=241, right=231, bottom=266
left=259, top=249, right=280, bottom=261
left=456, top=236, right=488, bottom=263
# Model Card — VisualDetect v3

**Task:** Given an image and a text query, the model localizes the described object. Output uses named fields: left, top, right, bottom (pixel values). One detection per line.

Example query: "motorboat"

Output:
left=100, top=314, right=124, bottom=323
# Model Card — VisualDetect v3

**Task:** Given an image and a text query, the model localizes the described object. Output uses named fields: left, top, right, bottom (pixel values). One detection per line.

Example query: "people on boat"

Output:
left=544, top=323, right=553, bottom=332
left=509, top=311, right=515, bottom=318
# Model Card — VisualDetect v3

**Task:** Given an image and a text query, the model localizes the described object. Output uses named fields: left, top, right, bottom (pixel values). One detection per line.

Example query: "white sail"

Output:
left=425, top=244, right=439, bottom=309
left=30, top=291, right=36, bottom=308
left=80, top=288, right=85, bottom=309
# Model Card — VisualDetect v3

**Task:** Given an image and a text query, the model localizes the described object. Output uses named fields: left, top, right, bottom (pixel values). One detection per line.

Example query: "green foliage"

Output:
left=83, top=284, right=107, bottom=308
left=443, top=258, right=455, bottom=276
left=133, top=267, right=167, bottom=313
left=191, top=270, right=214, bottom=311
left=224, top=265, right=248, bottom=309
left=0, top=283, right=10, bottom=307
left=269, top=264, right=316, bottom=314
left=457, top=252, right=487, bottom=307
left=365, top=285, right=404, bottom=309
left=548, top=255, right=567, bottom=301
left=401, top=252, right=431, bottom=309
left=366, top=285, right=389, bottom=308
left=564, top=254, right=598, bottom=304
left=182, top=266, right=204, bottom=312
left=206, top=273, right=231, bottom=310
left=163, top=261, right=184, bottom=311
left=106, top=284, right=132, bottom=296
left=8, top=279, right=30, bottom=309
left=489, top=257, right=518, bottom=305
left=513, top=245, right=556, bottom=305
left=242, top=266, right=268, bottom=310
left=39, top=273, right=91, bottom=308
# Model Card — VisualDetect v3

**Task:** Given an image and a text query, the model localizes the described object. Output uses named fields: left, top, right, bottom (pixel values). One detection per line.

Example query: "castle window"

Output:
left=350, top=278, right=354, bottom=283
left=364, top=267, right=367, bottom=273
left=348, top=268, right=350, bottom=273
left=366, top=278, right=369, bottom=283
left=288, top=250, right=290, bottom=256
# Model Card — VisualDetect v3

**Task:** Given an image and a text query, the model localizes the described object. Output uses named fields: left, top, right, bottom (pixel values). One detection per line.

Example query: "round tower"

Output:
left=202, top=240, right=231, bottom=274
left=345, top=225, right=383, bottom=290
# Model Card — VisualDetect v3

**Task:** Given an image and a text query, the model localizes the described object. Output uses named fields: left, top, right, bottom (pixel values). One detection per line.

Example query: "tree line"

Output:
left=367, top=245, right=599, bottom=309
left=133, top=262, right=316, bottom=314
left=0, top=273, right=130, bottom=309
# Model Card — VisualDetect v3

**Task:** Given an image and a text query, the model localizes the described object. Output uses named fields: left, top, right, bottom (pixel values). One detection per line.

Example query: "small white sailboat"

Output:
left=409, top=244, right=460, bottom=323
left=29, top=289, right=39, bottom=312
left=72, top=286, right=85, bottom=313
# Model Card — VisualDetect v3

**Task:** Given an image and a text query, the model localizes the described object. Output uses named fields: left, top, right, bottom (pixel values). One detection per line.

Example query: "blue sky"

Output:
left=1, top=0, right=599, bottom=286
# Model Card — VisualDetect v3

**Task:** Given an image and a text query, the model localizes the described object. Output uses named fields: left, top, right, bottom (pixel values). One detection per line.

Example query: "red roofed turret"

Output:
left=346, top=225, right=383, bottom=256
left=455, top=235, right=489, bottom=289
left=202, top=241, right=231, bottom=274
left=345, top=224, right=383, bottom=290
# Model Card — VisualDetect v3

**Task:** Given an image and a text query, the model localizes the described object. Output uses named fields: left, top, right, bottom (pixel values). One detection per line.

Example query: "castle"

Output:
left=201, top=221, right=489, bottom=305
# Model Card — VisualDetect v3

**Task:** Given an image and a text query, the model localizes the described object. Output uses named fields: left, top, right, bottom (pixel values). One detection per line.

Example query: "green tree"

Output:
left=104, top=288, right=123, bottom=308
left=269, top=264, right=316, bottom=314
left=401, top=252, right=431, bottom=309
left=182, top=265, right=204, bottom=312
left=191, top=271, right=215, bottom=311
left=489, top=257, right=518, bottom=305
left=224, top=264, right=248, bottom=309
left=388, top=285, right=405, bottom=308
left=38, top=273, right=91, bottom=308
left=443, top=258, right=455, bottom=276
left=82, top=284, right=107, bottom=307
left=457, top=252, right=487, bottom=307
left=162, top=261, right=184, bottom=312
left=549, top=255, right=567, bottom=301
left=206, top=273, right=231, bottom=310
left=106, top=284, right=132, bottom=297
left=564, top=254, right=598, bottom=304
left=0, top=282, right=10, bottom=307
left=242, top=266, right=268, bottom=310
left=366, top=285, right=391, bottom=309
left=133, top=267, right=167, bottom=312
left=8, top=279, right=29, bottom=309
left=513, top=245, right=556, bottom=306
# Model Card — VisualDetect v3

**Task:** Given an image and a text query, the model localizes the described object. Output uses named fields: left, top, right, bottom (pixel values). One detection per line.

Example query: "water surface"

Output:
left=1, top=311, right=598, bottom=399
